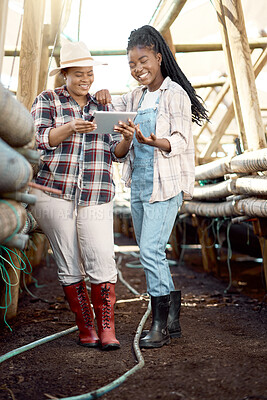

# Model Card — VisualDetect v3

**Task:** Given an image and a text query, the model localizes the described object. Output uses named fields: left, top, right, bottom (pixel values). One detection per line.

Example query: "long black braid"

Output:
left=127, top=25, right=209, bottom=125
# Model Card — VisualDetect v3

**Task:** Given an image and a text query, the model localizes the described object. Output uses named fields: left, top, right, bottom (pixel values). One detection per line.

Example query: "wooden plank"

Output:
left=221, top=0, right=266, bottom=151
left=193, top=78, right=226, bottom=89
left=16, top=0, right=45, bottom=110
left=215, top=1, right=247, bottom=150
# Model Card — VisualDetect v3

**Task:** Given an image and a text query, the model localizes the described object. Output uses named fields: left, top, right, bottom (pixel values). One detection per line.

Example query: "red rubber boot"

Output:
left=91, top=282, right=120, bottom=350
left=63, top=280, right=99, bottom=347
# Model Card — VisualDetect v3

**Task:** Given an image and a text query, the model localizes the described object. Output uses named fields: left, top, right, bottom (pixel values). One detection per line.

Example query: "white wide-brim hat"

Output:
left=49, top=41, right=107, bottom=76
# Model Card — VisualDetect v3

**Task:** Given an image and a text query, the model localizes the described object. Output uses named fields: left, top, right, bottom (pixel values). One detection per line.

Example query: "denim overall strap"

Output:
left=133, top=90, right=159, bottom=162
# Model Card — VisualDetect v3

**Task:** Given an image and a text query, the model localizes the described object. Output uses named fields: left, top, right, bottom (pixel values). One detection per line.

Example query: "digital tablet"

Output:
left=92, top=111, right=137, bottom=134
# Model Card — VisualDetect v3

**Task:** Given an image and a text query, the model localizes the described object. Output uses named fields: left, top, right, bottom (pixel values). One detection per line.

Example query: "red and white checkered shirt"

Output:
left=31, top=85, right=124, bottom=206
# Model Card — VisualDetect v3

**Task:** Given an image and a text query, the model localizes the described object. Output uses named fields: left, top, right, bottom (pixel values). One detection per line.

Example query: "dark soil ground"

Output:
left=0, top=234, right=266, bottom=400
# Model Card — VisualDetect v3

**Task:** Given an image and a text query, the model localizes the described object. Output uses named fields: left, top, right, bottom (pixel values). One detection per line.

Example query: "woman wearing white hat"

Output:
left=30, top=41, right=133, bottom=350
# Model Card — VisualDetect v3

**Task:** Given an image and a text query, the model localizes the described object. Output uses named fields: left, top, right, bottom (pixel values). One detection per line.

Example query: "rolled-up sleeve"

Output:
left=31, top=94, right=57, bottom=151
left=109, top=132, right=130, bottom=163
left=112, top=94, right=128, bottom=112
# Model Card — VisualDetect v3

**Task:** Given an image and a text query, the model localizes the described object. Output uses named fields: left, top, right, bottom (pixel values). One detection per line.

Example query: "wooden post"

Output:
left=17, top=0, right=45, bottom=110
left=192, top=216, right=219, bottom=275
left=220, top=0, right=266, bottom=151
left=37, top=24, right=50, bottom=95
left=252, top=219, right=267, bottom=287
left=215, top=1, right=247, bottom=150
left=169, top=220, right=182, bottom=260
left=0, top=0, right=8, bottom=75
left=0, top=252, right=21, bottom=323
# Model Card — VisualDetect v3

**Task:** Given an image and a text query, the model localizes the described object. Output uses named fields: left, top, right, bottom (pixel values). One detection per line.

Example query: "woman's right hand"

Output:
left=69, top=118, right=97, bottom=134
left=49, top=118, right=97, bottom=147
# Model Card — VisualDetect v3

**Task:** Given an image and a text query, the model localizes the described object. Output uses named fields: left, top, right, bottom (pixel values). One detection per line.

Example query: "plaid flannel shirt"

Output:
left=112, top=77, right=195, bottom=202
left=31, top=85, right=124, bottom=206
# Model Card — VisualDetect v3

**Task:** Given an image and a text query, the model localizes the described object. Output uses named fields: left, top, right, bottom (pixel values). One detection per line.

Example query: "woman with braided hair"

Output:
left=98, top=25, right=209, bottom=349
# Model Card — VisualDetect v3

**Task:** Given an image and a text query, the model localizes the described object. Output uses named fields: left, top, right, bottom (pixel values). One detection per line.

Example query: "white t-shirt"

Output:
left=140, top=89, right=160, bottom=110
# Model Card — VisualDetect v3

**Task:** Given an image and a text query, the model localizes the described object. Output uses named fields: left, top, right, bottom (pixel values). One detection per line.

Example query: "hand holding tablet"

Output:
left=92, top=111, right=137, bottom=134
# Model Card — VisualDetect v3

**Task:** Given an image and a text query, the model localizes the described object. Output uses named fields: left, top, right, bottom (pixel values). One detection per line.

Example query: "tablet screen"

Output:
left=93, top=111, right=137, bottom=134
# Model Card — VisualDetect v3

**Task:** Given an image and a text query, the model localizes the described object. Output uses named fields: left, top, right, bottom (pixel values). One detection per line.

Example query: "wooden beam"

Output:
left=16, top=0, right=45, bottom=110
left=4, top=38, right=267, bottom=59
left=194, top=80, right=231, bottom=140
left=200, top=47, right=267, bottom=159
left=151, top=0, right=187, bottom=34
left=221, top=0, right=266, bottom=151
left=215, top=0, right=247, bottom=150
left=193, top=78, right=226, bottom=89
left=0, top=0, right=8, bottom=75
left=174, top=38, right=267, bottom=53
left=162, top=28, right=176, bottom=56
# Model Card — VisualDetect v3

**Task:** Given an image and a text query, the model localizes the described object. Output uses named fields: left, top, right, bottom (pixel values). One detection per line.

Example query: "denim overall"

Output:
left=131, top=91, right=183, bottom=297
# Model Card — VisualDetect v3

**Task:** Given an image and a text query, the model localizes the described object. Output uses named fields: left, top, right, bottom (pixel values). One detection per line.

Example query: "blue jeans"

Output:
left=131, top=159, right=183, bottom=297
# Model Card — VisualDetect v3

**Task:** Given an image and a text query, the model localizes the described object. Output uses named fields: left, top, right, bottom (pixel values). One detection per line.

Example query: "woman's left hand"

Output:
left=135, top=124, right=171, bottom=151
left=95, top=89, right=112, bottom=105
left=135, top=124, right=157, bottom=146
left=114, top=119, right=135, bottom=143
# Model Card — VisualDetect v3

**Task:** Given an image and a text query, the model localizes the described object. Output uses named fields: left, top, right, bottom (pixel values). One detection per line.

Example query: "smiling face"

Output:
left=63, top=66, right=94, bottom=102
left=128, top=46, right=164, bottom=92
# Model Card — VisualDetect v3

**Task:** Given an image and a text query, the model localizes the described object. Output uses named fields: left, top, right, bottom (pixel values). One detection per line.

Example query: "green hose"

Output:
left=0, top=251, right=151, bottom=399
left=0, top=326, right=78, bottom=364
left=61, top=301, right=151, bottom=400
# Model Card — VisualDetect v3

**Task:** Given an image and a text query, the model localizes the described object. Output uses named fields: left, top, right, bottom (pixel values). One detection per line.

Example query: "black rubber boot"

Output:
left=141, top=290, right=182, bottom=339
left=168, top=290, right=182, bottom=338
left=139, top=295, right=171, bottom=349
